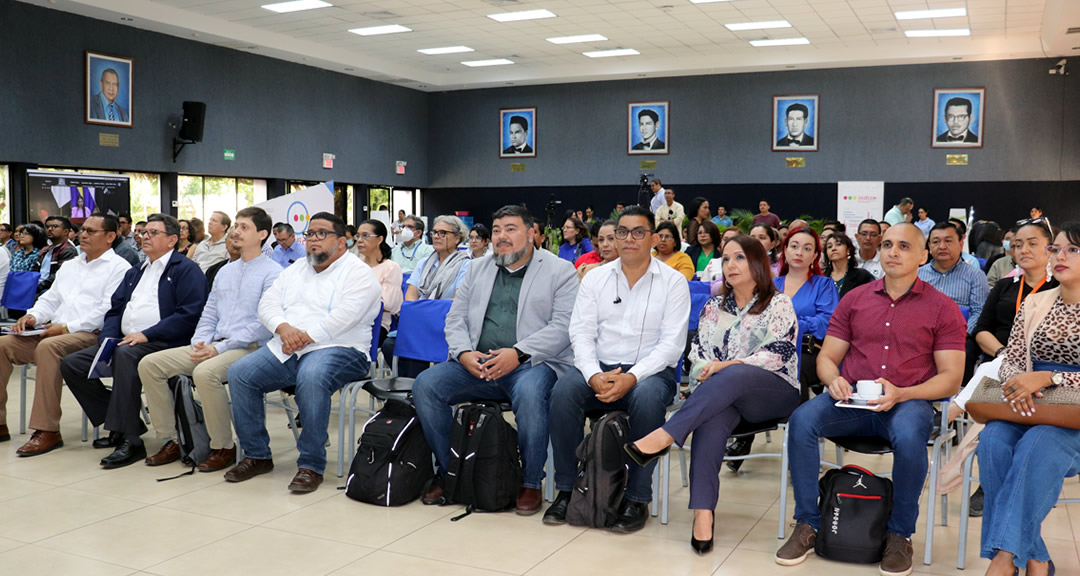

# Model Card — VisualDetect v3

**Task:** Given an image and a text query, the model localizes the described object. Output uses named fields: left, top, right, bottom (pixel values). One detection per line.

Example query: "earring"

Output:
left=1046, top=261, right=1053, bottom=281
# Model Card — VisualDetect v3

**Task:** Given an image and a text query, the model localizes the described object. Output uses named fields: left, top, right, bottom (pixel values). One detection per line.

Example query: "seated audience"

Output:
left=985, top=226, right=1018, bottom=287
left=749, top=223, right=781, bottom=277
left=0, top=223, right=15, bottom=255
left=628, top=234, right=799, bottom=553
left=655, top=188, right=685, bottom=231
left=686, top=220, right=722, bottom=275
left=776, top=225, right=790, bottom=243
left=558, top=216, right=593, bottom=265
left=225, top=212, right=381, bottom=492
left=117, top=213, right=138, bottom=251
left=577, top=220, right=618, bottom=280
left=37, top=216, right=78, bottom=295
left=190, top=211, right=231, bottom=272
left=138, top=207, right=279, bottom=472
left=391, top=214, right=434, bottom=275
left=344, top=225, right=361, bottom=258
left=574, top=220, right=605, bottom=269
left=948, top=218, right=983, bottom=269
left=704, top=227, right=744, bottom=291
left=914, top=207, right=935, bottom=238
left=712, top=205, right=733, bottom=228
left=546, top=205, right=689, bottom=532
left=406, top=215, right=470, bottom=301
left=776, top=223, right=966, bottom=576
left=413, top=205, right=577, bottom=515
left=823, top=232, right=874, bottom=299
left=62, top=214, right=208, bottom=469
left=271, top=222, right=306, bottom=269
left=204, top=230, right=241, bottom=290
left=653, top=221, right=694, bottom=281
left=8, top=224, right=48, bottom=317
left=111, top=225, right=143, bottom=267
left=3, top=216, right=130, bottom=455
left=354, top=219, right=403, bottom=344
left=977, top=222, right=1080, bottom=576
left=468, top=223, right=491, bottom=259
left=685, top=197, right=711, bottom=247
left=974, top=221, right=1005, bottom=262
left=855, top=219, right=885, bottom=280
left=177, top=219, right=193, bottom=254
left=184, top=217, right=205, bottom=260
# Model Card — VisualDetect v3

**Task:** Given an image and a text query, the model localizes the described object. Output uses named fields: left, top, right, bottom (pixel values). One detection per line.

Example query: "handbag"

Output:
left=1, top=270, right=41, bottom=310
left=965, top=366, right=1080, bottom=431
left=800, top=333, right=824, bottom=400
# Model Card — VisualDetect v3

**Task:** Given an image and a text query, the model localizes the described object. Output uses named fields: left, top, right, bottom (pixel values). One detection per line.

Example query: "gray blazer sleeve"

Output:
left=515, top=255, right=578, bottom=365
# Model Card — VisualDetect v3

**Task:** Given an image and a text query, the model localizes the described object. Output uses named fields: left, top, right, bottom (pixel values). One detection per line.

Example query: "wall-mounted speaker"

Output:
left=179, top=101, right=206, bottom=142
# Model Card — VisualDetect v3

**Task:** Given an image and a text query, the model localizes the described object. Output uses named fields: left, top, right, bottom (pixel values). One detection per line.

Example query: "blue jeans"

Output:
left=227, top=345, right=370, bottom=475
left=412, top=360, right=555, bottom=489
left=979, top=420, right=1080, bottom=568
left=550, top=364, right=676, bottom=503
left=788, top=392, right=933, bottom=537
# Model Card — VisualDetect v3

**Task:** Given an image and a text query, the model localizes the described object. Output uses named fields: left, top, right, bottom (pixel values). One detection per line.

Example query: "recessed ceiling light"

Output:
left=725, top=20, right=791, bottom=31
left=895, top=8, right=967, bottom=20
left=904, top=29, right=971, bottom=38
left=583, top=48, right=640, bottom=58
left=749, top=37, right=810, bottom=47
left=487, top=9, right=557, bottom=23
left=261, top=0, right=332, bottom=14
left=348, top=24, right=411, bottom=36
left=418, top=46, right=474, bottom=55
left=461, top=58, right=515, bottom=67
left=547, top=34, right=608, bottom=44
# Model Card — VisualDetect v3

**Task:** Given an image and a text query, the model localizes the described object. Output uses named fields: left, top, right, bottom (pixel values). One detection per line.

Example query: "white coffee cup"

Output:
left=856, top=380, right=882, bottom=399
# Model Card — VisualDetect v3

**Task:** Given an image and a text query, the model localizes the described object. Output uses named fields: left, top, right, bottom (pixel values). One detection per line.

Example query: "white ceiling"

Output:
left=21, top=0, right=1080, bottom=91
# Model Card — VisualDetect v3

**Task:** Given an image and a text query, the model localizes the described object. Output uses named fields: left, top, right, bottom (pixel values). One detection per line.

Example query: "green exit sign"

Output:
left=224, top=149, right=236, bottom=161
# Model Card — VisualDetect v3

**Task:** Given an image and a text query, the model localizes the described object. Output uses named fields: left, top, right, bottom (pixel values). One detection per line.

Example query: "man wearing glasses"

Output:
left=391, top=215, right=433, bottom=275
left=2, top=216, right=131, bottom=456
left=544, top=204, right=690, bottom=531
left=855, top=219, right=886, bottom=280
left=0, top=223, right=16, bottom=255
left=413, top=205, right=578, bottom=515
left=271, top=223, right=305, bottom=269
left=654, top=187, right=685, bottom=233
left=36, top=216, right=78, bottom=295
left=225, top=212, right=381, bottom=493
left=62, top=214, right=208, bottom=469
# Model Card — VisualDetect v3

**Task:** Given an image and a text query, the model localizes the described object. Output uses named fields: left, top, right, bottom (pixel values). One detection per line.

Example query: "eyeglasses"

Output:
left=139, top=229, right=168, bottom=238
left=1046, top=245, right=1080, bottom=259
left=302, top=229, right=337, bottom=241
left=945, top=114, right=969, bottom=122
left=45, top=223, right=62, bottom=230
left=431, top=230, right=456, bottom=239
left=615, top=227, right=650, bottom=240
left=1017, top=216, right=1053, bottom=236
left=656, top=233, right=675, bottom=242
left=857, top=232, right=880, bottom=239
left=357, top=233, right=380, bottom=240
left=80, top=227, right=105, bottom=235
left=468, top=235, right=485, bottom=242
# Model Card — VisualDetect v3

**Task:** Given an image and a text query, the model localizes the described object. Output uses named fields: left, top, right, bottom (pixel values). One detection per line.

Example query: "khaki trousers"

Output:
left=0, top=331, right=99, bottom=431
left=138, top=343, right=258, bottom=450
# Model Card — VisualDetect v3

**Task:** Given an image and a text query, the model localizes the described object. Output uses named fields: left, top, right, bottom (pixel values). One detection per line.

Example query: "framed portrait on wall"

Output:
left=500, top=107, right=536, bottom=158
left=772, top=95, right=819, bottom=152
left=931, top=88, right=985, bottom=148
left=627, top=101, right=668, bottom=155
left=85, top=51, right=133, bottom=128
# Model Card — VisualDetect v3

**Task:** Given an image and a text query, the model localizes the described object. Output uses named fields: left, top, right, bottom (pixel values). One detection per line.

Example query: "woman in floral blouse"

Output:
left=11, top=224, right=45, bottom=272
left=627, top=234, right=799, bottom=555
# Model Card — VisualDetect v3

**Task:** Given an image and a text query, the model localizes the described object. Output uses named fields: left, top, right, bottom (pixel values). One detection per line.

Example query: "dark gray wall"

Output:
left=428, top=59, right=1080, bottom=188
left=0, top=0, right=427, bottom=187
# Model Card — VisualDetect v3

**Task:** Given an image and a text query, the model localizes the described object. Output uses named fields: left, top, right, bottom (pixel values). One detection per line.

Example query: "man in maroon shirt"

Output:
left=752, top=200, right=781, bottom=229
left=776, top=223, right=966, bottom=576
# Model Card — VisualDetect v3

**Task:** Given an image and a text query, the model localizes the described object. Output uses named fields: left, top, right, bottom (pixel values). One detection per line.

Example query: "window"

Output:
left=0, top=165, right=9, bottom=225
left=178, top=175, right=267, bottom=221
left=346, top=184, right=355, bottom=225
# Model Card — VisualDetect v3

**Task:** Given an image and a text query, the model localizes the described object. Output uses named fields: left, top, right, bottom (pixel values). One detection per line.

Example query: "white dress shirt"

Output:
left=121, top=250, right=173, bottom=336
left=259, top=252, right=382, bottom=362
left=569, top=257, right=690, bottom=383
left=27, top=248, right=130, bottom=333
left=856, top=249, right=885, bottom=279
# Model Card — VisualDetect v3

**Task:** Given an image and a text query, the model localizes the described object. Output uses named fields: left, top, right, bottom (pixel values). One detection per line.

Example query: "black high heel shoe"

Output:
left=623, top=442, right=670, bottom=468
left=691, top=513, right=714, bottom=555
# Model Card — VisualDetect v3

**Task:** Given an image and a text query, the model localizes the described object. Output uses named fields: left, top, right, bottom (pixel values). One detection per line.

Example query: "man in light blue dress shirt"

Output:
left=271, top=223, right=306, bottom=268
left=89, top=68, right=128, bottom=122
left=917, top=222, right=988, bottom=335
left=138, top=207, right=281, bottom=473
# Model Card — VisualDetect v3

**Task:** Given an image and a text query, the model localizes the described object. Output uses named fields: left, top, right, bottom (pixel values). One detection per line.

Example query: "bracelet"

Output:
left=995, top=346, right=1006, bottom=357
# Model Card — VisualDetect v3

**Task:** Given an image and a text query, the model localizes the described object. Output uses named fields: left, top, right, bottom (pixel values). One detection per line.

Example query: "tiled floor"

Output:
left=1, top=374, right=1078, bottom=576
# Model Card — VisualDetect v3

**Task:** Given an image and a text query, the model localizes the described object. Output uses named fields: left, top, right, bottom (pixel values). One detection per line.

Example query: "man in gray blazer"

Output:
left=412, top=204, right=578, bottom=515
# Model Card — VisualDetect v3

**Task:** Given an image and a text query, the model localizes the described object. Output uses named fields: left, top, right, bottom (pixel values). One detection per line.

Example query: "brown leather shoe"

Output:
left=197, top=446, right=237, bottom=473
left=16, top=430, right=63, bottom=456
left=516, top=487, right=543, bottom=516
left=421, top=477, right=445, bottom=505
left=224, top=457, right=274, bottom=483
left=0, top=424, right=10, bottom=442
left=145, top=441, right=181, bottom=466
left=288, top=468, right=323, bottom=493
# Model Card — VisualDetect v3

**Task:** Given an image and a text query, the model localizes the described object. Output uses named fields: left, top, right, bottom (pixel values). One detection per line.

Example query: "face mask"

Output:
left=395, top=228, right=414, bottom=244
left=346, top=239, right=355, bottom=248
left=1002, top=240, right=1010, bottom=252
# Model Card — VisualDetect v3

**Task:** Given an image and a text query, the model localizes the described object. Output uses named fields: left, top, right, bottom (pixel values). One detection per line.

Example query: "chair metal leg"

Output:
left=679, top=446, right=688, bottom=488
left=336, top=384, right=353, bottom=478
left=661, top=450, right=670, bottom=525
left=651, top=465, right=660, bottom=517
left=957, top=450, right=977, bottom=570
left=779, top=424, right=790, bottom=539
left=924, top=438, right=941, bottom=565
left=19, top=365, right=28, bottom=435
left=81, top=411, right=89, bottom=442
left=280, top=391, right=301, bottom=444
left=765, top=430, right=772, bottom=444
left=544, top=442, right=555, bottom=502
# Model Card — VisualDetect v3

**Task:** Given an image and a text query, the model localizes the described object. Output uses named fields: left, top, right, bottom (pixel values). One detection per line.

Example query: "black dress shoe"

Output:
left=92, top=431, right=123, bottom=449
left=691, top=514, right=715, bottom=554
left=100, top=441, right=147, bottom=469
left=725, top=437, right=754, bottom=473
left=609, top=500, right=649, bottom=533
left=543, top=491, right=572, bottom=526
left=968, top=485, right=984, bottom=517
left=623, top=442, right=669, bottom=468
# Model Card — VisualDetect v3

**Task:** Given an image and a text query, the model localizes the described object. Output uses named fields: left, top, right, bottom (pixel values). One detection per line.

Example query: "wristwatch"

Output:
left=1051, top=372, right=1064, bottom=386
left=994, top=346, right=1007, bottom=358
left=514, top=347, right=531, bottom=364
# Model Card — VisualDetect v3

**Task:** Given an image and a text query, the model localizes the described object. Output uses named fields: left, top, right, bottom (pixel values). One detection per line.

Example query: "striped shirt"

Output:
left=917, top=259, right=989, bottom=333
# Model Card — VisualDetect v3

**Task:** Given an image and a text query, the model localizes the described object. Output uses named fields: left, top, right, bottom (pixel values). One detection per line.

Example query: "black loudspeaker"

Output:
left=179, top=101, right=206, bottom=142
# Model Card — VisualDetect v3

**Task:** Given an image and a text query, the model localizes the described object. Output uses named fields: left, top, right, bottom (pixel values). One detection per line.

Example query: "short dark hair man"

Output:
left=855, top=219, right=885, bottom=280
left=936, top=97, right=978, bottom=143
left=632, top=109, right=665, bottom=151
left=503, top=115, right=533, bottom=154
left=776, top=103, right=815, bottom=147
left=271, top=223, right=305, bottom=269
left=38, top=216, right=78, bottom=295
left=89, top=68, right=128, bottom=122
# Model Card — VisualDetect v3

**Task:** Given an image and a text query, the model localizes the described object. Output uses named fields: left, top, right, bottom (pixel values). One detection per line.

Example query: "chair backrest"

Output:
left=394, top=299, right=453, bottom=363
left=369, top=302, right=383, bottom=364
left=401, top=273, right=411, bottom=296
left=959, top=305, right=970, bottom=322
left=687, top=292, right=711, bottom=331
left=687, top=280, right=711, bottom=296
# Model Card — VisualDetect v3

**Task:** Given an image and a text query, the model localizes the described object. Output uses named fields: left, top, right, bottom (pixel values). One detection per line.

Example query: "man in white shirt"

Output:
left=647, top=179, right=666, bottom=214
left=654, top=188, right=685, bottom=234
left=224, top=212, right=381, bottom=493
left=190, top=211, right=231, bottom=272
left=4, top=216, right=130, bottom=456
left=855, top=219, right=885, bottom=279
left=390, top=215, right=434, bottom=275
left=543, top=204, right=690, bottom=531
left=62, top=214, right=208, bottom=469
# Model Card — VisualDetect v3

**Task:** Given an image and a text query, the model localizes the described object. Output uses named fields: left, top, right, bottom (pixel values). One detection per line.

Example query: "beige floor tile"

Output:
left=0, top=441, right=114, bottom=486
left=145, top=526, right=374, bottom=576
left=157, top=465, right=338, bottom=524
left=37, top=505, right=249, bottom=570
left=0, top=472, right=56, bottom=502
left=384, top=510, right=586, bottom=574
left=330, top=550, right=513, bottom=576
left=0, top=535, right=24, bottom=554
left=66, top=458, right=228, bottom=504
left=712, top=547, right=882, bottom=576
left=0, top=487, right=143, bottom=543
left=634, top=500, right=769, bottom=549
left=263, top=493, right=454, bottom=548
left=0, top=544, right=136, bottom=576
left=525, top=529, right=731, bottom=576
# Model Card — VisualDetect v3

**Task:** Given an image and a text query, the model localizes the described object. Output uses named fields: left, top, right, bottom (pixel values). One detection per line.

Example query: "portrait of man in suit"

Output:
left=627, top=101, right=669, bottom=155
left=85, top=52, right=133, bottom=128
left=499, top=107, right=537, bottom=158
left=776, top=103, right=815, bottom=147
left=772, top=95, right=819, bottom=152
left=503, top=116, right=533, bottom=154
left=932, top=88, right=985, bottom=148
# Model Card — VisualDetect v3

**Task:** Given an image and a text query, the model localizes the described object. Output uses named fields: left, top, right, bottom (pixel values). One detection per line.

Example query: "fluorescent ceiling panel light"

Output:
left=418, top=46, right=474, bottom=55
left=461, top=58, right=515, bottom=67
left=904, top=28, right=971, bottom=37
left=583, top=48, right=640, bottom=58
left=348, top=24, right=411, bottom=36
left=547, top=34, right=608, bottom=44
left=725, top=20, right=791, bottom=31
left=261, top=0, right=331, bottom=13
left=895, top=8, right=967, bottom=20
left=487, top=9, right=557, bottom=23
left=749, top=37, right=810, bottom=47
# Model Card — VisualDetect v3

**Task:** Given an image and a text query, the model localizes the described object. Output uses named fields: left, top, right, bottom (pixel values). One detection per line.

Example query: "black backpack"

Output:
left=345, top=400, right=433, bottom=506
left=444, top=402, right=522, bottom=520
left=157, top=375, right=211, bottom=482
left=567, top=411, right=631, bottom=528
left=815, top=464, right=894, bottom=564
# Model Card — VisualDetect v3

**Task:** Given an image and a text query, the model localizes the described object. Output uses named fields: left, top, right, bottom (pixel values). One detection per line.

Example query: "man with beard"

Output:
left=225, top=212, right=381, bottom=493
left=412, top=204, right=578, bottom=515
